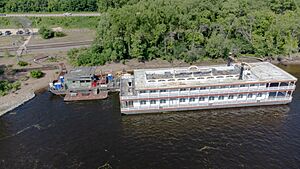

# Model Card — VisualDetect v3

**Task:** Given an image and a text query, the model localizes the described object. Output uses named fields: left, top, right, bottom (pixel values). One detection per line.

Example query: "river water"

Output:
left=0, top=65, right=299, bottom=169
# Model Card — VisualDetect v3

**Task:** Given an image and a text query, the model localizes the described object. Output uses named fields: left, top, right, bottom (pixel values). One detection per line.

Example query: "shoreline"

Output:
left=0, top=69, right=56, bottom=117
left=0, top=56, right=299, bottom=117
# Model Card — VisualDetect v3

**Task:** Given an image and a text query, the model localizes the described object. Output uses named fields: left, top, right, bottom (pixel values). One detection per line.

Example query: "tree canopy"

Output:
left=70, top=0, right=300, bottom=65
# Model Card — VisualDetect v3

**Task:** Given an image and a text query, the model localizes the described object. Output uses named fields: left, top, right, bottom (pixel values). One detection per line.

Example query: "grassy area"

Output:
left=0, top=36, right=25, bottom=51
left=0, top=18, right=21, bottom=28
left=30, top=17, right=100, bottom=29
left=0, top=16, right=100, bottom=29
left=29, top=29, right=95, bottom=45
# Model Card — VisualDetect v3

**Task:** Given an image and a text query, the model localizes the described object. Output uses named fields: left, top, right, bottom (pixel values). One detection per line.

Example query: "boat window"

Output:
left=280, top=82, right=289, bottom=86
left=190, top=88, right=197, bottom=91
left=140, top=90, right=147, bottom=94
left=80, top=80, right=85, bottom=83
left=216, top=76, right=224, bottom=78
left=140, top=100, right=146, bottom=105
left=227, top=76, right=233, bottom=78
left=207, top=77, right=214, bottom=79
left=220, top=86, right=227, bottom=89
left=179, top=98, right=186, bottom=102
left=180, top=88, right=187, bottom=91
left=257, top=93, right=262, bottom=97
left=200, top=87, right=206, bottom=90
left=150, top=100, right=157, bottom=104
left=250, top=84, right=255, bottom=87
left=168, top=79, right=175, bottom=81
left=189, top=98, right=196, bottom=102
left=270, top=83, right=279, bottom=87
left=160, top=90, right=167, bottom=93
left=178, top=79, right=185, bottom=81
left=247, top=94, right=253, bottom=98
left=210, top=86, right=216, bottom=89
left=160, top=99, right=166, bottom=104
left=150, top=90, right=157, bottom=93
left=238, top=94, right=243, bottom=98
left=197, top=77, right=204, bottom=79
left=218, top=96, right=224, bottom=100
left=209, top=96, right=214, bottom=100
left=230, top=85, right=236, bottom=88
left=148, top=80, right=156, bottom=83
left=228, top=95, right=234, bottom=99
left=187, top=78, right=195, bottom=80
left=158, top=80, right=166, bottom=82
left=240, top=84, right=246, bottom=87
left=260, top=83, right=265, bottom=86
left=199, top=97, right=205, bottom=101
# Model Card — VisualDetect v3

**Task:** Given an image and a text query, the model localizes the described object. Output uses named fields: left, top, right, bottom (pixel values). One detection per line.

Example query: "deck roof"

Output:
left=133, top=62, right=297, bottom=90
left=64, top=67, right=97, bottom=80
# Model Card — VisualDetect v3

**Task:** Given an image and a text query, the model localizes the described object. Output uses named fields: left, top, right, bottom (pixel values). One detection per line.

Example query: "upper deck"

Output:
left=133, top=62, right=297, bottom=90
left=64, top=67, right=101, bottom=81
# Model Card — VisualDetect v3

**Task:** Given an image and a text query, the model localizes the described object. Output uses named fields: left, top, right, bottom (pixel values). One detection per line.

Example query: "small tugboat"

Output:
left=49, top=66, right=119, bottom=101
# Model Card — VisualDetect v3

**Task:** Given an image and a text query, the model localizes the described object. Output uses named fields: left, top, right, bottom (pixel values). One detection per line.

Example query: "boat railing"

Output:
left=120, top=86, right=295, bottom=100
left=121, top=97, right=292, bottom=111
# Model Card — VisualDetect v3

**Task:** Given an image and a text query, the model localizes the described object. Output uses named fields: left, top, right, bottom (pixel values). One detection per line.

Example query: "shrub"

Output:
left=30, top=70, right=44, bottom=78
left=39, top=26, right=54, bottom=39
left=18, top=61, right=29, bottom=67
left=0, top=68, right=4, bottom=75
left=54, top=31, right=66, bottom=37
left=0, top=80, right=21, bottom=96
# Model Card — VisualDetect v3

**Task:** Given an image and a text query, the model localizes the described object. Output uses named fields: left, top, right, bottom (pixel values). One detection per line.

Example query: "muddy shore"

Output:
left=0, top=69, right=57, bottom=116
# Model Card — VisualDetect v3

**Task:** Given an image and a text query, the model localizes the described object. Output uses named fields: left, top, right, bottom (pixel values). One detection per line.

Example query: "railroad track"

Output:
left=0, top=40, right=93, bottom=52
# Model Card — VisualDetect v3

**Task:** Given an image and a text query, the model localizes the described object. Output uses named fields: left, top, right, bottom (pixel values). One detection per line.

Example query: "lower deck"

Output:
left=121, top=97, right=292, bottom=115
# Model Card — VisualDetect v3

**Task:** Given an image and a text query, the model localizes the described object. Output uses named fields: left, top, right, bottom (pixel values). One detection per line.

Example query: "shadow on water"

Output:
left=0, top=64, right=299, bottom=169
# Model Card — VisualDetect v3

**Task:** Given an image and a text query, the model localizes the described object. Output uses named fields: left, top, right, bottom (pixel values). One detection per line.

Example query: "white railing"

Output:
left=121, top=97, right=292, bottom=111
left=120, top=85, right=296, bottom=100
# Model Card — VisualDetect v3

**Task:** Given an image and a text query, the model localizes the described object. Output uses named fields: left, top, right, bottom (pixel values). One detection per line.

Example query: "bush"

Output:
left=54, top=31, right=66, bottom=37
left=18, top=61, right=29, bottom=67
left=0, top=80, right=21, bottom=96
left=0, top=68, right=4, bottom=75
left=39, top=26, right=54, bottom=39
left=30, top=70, right=44, bottom=78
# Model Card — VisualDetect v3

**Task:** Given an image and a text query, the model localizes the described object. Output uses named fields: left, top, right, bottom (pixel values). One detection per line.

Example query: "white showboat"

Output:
left=119, top=62, right=297, bottom=115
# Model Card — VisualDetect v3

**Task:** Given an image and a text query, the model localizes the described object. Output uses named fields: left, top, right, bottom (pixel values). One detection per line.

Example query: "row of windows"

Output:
left=147, top=75, right=239, bottom=83
left=139, top=84, right=269, bottom=93
left=139, top=93, right=263, bottom=105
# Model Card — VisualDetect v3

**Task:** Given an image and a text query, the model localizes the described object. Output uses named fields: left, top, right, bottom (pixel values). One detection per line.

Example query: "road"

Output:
left=1, top=13, right=101, bottom=17
left=0, top=40, right=93, bottom=53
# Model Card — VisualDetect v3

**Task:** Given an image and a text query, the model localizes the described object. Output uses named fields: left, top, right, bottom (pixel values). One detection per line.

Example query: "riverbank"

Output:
left=0, top=69, right=57, bottom=116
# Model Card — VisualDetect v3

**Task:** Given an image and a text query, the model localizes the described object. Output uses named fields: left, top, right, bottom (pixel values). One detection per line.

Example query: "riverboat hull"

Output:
left=121, top=99, right=291, bottom=115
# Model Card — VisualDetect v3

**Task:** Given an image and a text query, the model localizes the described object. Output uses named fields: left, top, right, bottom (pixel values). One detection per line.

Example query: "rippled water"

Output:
left=0, top=65, right=299, bottom=169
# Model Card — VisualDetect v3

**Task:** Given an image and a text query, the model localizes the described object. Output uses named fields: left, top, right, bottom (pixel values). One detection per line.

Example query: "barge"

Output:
left=49, top=66, right=120, bottom=101
left=119, top=62, right=297, bottom=114
left=49, top=61, right=297, bottom=115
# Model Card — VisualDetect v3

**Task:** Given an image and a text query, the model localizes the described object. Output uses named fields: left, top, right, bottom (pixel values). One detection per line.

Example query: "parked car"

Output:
left=16, top=30, right=24, bottom=35
left=24, top=29, right=31, bottom=35
left=0, top=14, right=6, bottom=16
left=4, top=31, right=11, bottom=36
left=63, top=12, right=72, bottom=16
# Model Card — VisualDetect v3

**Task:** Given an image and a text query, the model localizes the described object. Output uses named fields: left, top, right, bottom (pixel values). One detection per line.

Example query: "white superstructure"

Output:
left=119, top=62, right=297, bottom=114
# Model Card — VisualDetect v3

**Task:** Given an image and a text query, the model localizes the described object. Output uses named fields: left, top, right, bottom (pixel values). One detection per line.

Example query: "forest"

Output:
left=70, top=0, right=300, bottom=66
left=0, top=0, right=98, bottom=12
left=1, top=0, right=300, bottom=65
